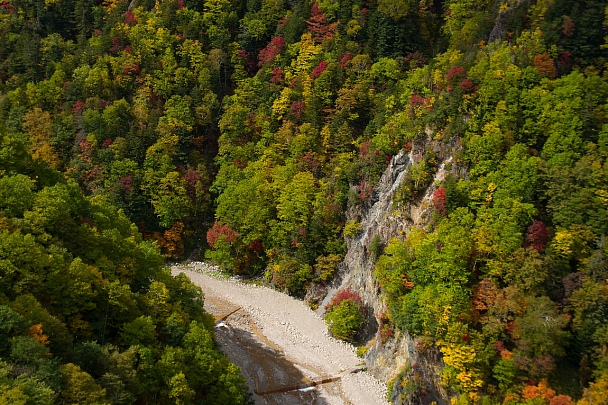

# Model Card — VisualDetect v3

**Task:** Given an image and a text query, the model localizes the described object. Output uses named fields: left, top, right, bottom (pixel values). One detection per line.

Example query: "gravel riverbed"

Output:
left=172, top=262, right=388, bottom=405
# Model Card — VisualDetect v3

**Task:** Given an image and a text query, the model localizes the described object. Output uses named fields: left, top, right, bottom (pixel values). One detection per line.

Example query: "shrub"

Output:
left=325, top=298, right=365, bottom=341
left=325, top=289, right=365, bottom=341
left=343, top=219, right=362, bottom=238
left=326, top=288, right=364, bottom=312
left=270, top=257, right=312, bottom=297
left=314, top=254, right=341, bottom=282
left=378, top=311, right=393, bottom=343
left=369, top=235, right=384, bottom=261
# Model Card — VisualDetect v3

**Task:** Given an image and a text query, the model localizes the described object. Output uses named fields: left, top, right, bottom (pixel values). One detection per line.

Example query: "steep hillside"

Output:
left=205, top=1, right=608, bottom=404
left=0, top=131, right=247, bottom=403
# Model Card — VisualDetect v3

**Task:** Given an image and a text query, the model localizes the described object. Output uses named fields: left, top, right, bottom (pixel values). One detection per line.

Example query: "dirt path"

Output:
left=172, top=262, right=388, bottom=405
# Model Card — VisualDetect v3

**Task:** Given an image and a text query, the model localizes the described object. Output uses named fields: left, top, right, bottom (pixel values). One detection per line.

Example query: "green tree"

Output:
left=59, top=363, right=109, bottom=405
left=325, top=298, right=365, bottom=342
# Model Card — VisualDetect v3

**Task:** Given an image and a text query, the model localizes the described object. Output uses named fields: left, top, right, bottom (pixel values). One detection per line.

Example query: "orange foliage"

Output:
left=153, top=222, right=185, bottom=259
left=401, top=274, right=414, bottom=289
left=503, top=392, right=520, bottom=403
left=533, top=53, right=557, bottom=78
left=551, top=395, right=574, bottom=405
left=523, top=379, right=554, bottom=400
left=522, top=379, right=572, bottom=405
left=28, top=324, right=49, bottom=346
left=500, top=349, right=513, bottom=360
left=306, top=3, right=338, bottom=43
left=471, top=279, right=498, bottom=312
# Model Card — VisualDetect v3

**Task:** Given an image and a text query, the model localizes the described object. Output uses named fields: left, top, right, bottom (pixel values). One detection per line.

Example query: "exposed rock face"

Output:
left=319, top=149, right=414, bottom=318
left=366, top=331, right=446, bottom=405
left=318, top=140, right=458, bottom=404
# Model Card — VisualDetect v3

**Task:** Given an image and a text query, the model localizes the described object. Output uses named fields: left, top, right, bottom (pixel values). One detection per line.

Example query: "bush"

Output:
left=270, top=257, right=312, bottom=297
left=325, top=299, right=365, bottom=341
left=343, top=219, right=363, bottom=238
left=369, top=235, right=384, bottom=261
left=314, top=254, right=342, bottom=282
left=325, top=289, right=366, bottom=342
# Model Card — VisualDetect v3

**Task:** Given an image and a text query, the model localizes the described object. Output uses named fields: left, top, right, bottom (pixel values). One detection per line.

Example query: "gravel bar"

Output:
left=172, top=262, right=388, bottom=405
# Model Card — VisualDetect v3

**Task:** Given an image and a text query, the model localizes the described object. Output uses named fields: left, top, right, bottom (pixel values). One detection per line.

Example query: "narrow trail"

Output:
left=172, top=262, right=388, bottom=405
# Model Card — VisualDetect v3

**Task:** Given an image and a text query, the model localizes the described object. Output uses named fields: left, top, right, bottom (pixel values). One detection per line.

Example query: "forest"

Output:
left=0, top=0, right=607, bottom=403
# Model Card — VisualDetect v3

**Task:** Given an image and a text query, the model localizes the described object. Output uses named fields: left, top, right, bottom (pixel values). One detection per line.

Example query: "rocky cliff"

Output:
left=317, top=138, right=461, bottom=404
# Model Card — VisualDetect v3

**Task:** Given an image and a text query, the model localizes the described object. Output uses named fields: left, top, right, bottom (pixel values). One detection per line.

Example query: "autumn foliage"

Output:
left=525, top=220, right=549, bottom=252
left=325, top=288, right=365, bottom=313
left=522, top=380, right=572, bottom=405
left=306, top=3, right=338, bottom=43
left=432, top=187, right=447, bottom=215
left=533, top=53, right=557, bottom=78
left=325, top=289, right=366, bottom=341
left=153, top=221, right=185, bottom=258
left=206, top=221, right=239, bottom=248
left=311, top=61, right=328, bottom=79
left=258, top=36, right=286, bottom=66
left=1, top=0, right=607, bottom=402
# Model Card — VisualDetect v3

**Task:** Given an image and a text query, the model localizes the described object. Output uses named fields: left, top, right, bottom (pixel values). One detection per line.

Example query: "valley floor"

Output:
left=172, top=262, right=388, bottom=405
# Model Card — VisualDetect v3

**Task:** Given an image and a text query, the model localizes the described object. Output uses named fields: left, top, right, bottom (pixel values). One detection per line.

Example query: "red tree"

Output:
left=119, top=175, right=134, bottom=193
left=258, top=36, right=285, bottom=66
left=109, top=36, right=122, bottom=53
left=183, top=169, right=201, bottom=199
left=289, top=101, right=305, bottom=121
left=409, top=92, right=425, bottom=107
left=270, top=67, right=283, bottom=84
left=460, top=78, right=477, bottom=93
left=73, top=100, right=85, bottom=114
left=446, top=66, right=465, bottom=82
left=525, top=220, right=549, bottom=251
left=432, top=187, right=447, bottom=215
left=339, top=53, right=352, bottom=69
left=207, top=221, right=238, bottom=248
left=311, top=61, right=328, bottom=79
left=306, top=3, right=338, bottom=43
left=101, top=138, right=113, bottom=149
left=124, top=11, right=136, bottom=24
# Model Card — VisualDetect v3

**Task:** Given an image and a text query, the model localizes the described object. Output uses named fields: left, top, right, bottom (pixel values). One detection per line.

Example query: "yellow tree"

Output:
left=22, top=108, right=61, bottom=169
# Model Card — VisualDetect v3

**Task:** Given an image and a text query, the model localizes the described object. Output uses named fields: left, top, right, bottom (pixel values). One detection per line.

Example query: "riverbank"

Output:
left=172, top=262, right=388, bottom=405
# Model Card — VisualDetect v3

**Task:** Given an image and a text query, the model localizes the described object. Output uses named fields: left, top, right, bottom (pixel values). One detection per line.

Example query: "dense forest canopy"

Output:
left=0, top=130, right=247, bottom=403
left=1, top=0, right=608, bottom=403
